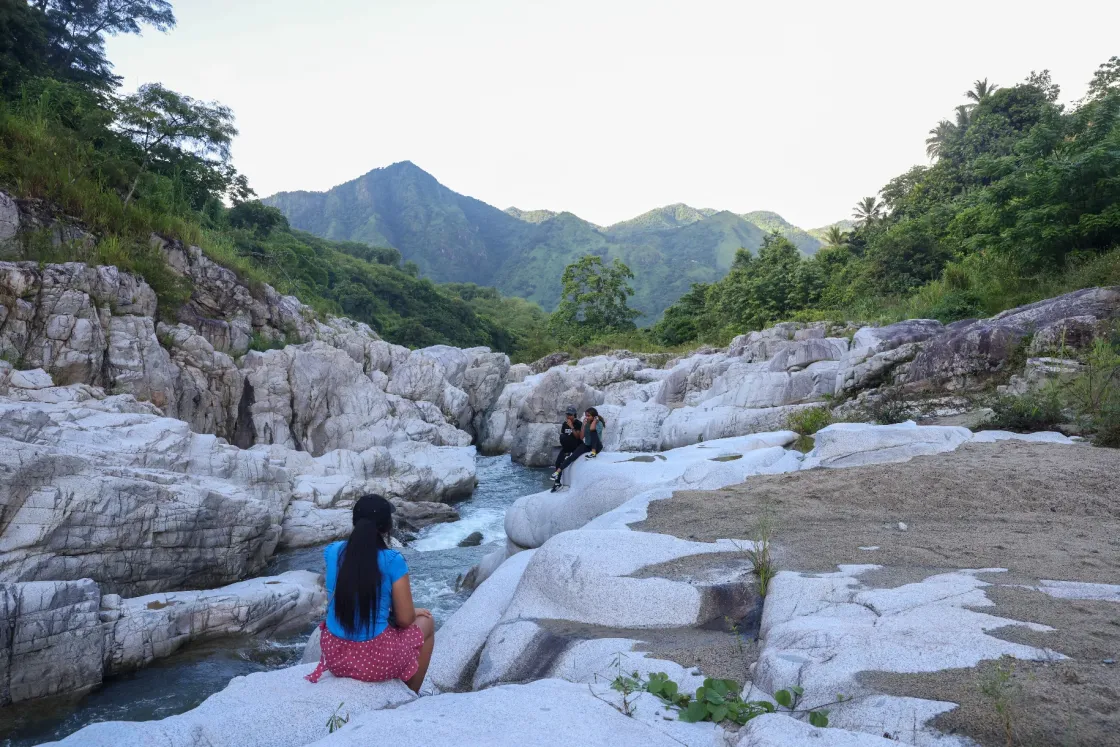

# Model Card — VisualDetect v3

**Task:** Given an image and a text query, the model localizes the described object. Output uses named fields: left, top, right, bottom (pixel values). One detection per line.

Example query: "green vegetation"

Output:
left=325, top=702, right=349, bottom=734
left=0, top=0, right=550, bottom=357
left=547, top=255, right=640, bottom=346
left=654, top=59, right=1120, bottom=345
left=266, top=171, right=825, bottom=323
left=786, top=406, right=834, bottom=451
left=610, top=671, right=836, bottom=728
left=988, top=336, right=1120, bottom=446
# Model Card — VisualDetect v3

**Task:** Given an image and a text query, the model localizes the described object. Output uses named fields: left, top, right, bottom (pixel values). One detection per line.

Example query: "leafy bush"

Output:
left=786, top=406, right=834, bottom=437
left=988, top=390, right=1065, bottom=432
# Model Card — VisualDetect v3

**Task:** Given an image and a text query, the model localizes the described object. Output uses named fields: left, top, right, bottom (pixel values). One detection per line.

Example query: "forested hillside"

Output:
left=0, top=0, right=549, bottom=357
left=654, top=65, right=1120, bottom=345
left=266, top=168, right=826, bottom=322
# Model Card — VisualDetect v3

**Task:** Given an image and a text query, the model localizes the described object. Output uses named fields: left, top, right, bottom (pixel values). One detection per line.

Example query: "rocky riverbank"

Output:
left=3, top=192, right=1119, bottom=743
left=36, top=421, right=1118, bottom=747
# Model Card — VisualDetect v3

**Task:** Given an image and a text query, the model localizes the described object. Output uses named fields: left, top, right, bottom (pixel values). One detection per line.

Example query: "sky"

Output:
left=106, top=0, right=1120, bottom=229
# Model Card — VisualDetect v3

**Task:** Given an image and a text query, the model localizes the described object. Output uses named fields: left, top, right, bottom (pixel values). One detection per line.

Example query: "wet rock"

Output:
left=457, top=531, right=485, bottom=548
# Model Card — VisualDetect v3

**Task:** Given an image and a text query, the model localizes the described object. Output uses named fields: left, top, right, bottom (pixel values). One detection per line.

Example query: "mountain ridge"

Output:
left=265, top=162, right=840, bottom=321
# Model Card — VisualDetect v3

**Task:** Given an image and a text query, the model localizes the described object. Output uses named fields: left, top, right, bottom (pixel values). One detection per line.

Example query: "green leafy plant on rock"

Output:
left=786, top=405, right=834, bottom=451
left=610, top=672, right=838, bottom=728
left=326, top=702, right=349, bottom=733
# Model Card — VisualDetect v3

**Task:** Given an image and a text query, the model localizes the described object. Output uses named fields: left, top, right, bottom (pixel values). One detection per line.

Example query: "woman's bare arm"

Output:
left=390, top=574, right=416, bottom=628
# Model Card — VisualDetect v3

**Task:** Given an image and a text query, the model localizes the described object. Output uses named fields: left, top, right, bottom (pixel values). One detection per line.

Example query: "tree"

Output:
left=115, top=82, right=237, bottom=206
left=1085, top=55, right=1120, bottom=103
left=34, top=0, right=175, bottom=90
left=925, top=120, right=956, bottom=159
left=823, top=226, right=848, bottom=248
left=1, top=1, right=51, bottom=93
left=965, top=78, right=998, bottom=105
left=852, top=196, right=884, bottom=227
left=228, top=200, right=288, bottom=237
left=548, top=255, right=639, bottom=345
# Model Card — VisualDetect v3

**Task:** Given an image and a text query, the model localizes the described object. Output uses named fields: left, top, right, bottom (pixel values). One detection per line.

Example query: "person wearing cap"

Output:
left=551, top=407, right=583, bottom=482
left=305, top=494, right=435, bottom=693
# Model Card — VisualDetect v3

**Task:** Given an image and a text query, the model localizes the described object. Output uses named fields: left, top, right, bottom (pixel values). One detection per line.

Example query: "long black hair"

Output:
left=585, top=407, right=606, bottom=427
left=334, top=494, right=394, bottom=636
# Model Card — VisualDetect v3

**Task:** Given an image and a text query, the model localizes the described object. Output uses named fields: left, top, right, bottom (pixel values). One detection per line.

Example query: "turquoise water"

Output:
left=1, top=455, right=550, bottom=746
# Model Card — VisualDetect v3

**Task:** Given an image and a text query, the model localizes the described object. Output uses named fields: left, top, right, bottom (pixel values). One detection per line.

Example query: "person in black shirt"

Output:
left=551, top=407, right=583, bottom=482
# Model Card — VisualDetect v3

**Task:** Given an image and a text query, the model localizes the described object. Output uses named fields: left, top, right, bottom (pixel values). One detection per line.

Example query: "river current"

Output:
left=2, top=455, right=551, bottom=746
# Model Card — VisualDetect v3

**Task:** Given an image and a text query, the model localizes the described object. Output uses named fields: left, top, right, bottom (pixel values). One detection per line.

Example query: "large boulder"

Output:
left=907, top=287, right=1120, bottom=387
left=0, top=261, right=158, bottom=389
left=835, top=320, right=944, bottom=394
left=472, top=530, right=754, bottom=691
left=48, top=662, right=415, bottom=747
left=424, top=549, right=537, bottom=693
left=158, top=322, right=243, bottom=439
left=102, top=571, right=326, bottom=676
left=270, top=442, right=477, bottom=548
left=0, top=395, right=292, bottom=594
left=804, top=421, right=972, bottom=469
left=0, top=579, right=103, bottom=706
left=307, top=678, right=710, bottom=747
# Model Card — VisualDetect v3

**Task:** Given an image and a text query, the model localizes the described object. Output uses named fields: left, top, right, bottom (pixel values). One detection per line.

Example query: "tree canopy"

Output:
left=548, top=255, right=640, bottom=345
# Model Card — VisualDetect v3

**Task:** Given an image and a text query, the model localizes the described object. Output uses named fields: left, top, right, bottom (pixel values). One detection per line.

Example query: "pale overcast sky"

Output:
left=106, top=0, right=1119, bottom=228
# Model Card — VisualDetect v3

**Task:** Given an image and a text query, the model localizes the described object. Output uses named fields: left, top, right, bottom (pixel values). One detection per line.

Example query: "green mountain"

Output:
left=266, top=163, right=828, bottom=322
left=741, top=211, right=823, bottom=255
left=603, top=203, right=719, bottom=239
left=505, top=207, right=560, bottom=224
left=807, top=220, right=857, bottom=242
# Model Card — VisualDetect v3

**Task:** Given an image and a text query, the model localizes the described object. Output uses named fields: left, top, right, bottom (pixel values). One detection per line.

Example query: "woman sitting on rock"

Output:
left=583, top=407, right=605, bottom=458
left=305, top=494, right=435, bottom=693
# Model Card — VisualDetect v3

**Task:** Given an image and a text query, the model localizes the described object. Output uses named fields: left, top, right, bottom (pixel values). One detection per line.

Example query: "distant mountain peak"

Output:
left=505, top=207, right=559, bottom=224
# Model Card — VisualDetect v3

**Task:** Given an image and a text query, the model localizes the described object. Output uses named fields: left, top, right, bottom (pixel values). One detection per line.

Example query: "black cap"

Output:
left=565, top=406, right=578, bottom=416
left=353, top=494, right=394, bottom=529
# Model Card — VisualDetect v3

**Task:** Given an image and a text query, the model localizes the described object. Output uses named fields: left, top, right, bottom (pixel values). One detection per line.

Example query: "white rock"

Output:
left=969, top=429, right=1074, bottom=444
left=737, top=713, right=903, bottom=746
left=306, top=679, right=704, bottom=747
left=425, top=550, right=537, bottom=692
left=104, top=571, right=327, bottom=675
left=503, top=433, right=800, bottom=552
left=8, top=368, right=54, bottom=389
left=0, top=579, right=103, bottom=705
left=756, top=568, right=1059, bottom=743
left=804, top=422, right=972, bottom=469
left=47, top=663, right=415, bottom=747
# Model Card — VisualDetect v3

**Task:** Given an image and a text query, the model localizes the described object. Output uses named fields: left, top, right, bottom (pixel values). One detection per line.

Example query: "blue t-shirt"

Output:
left=324, top=541, right=409, bottom=641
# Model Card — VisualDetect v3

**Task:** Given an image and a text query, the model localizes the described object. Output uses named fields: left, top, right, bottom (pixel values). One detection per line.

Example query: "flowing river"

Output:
left=2, top=455, right=551, bottom=746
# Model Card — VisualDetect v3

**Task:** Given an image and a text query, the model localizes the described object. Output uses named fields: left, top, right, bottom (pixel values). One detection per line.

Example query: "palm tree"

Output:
left=925, top=120, right=956, bottom=159
left=965, top=78, right=998, bottom=105
left=852, top=197, right=883, bottom=227
left=954, top=104, right=972, bottom=130
left=823, top=225, right=848, bottom=248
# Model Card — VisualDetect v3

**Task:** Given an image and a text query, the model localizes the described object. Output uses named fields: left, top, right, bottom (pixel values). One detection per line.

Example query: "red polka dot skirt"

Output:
left=305, top=621, right=425, bottom=684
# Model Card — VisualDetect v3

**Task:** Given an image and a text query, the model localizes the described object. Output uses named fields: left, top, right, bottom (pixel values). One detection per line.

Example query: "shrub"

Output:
left=785, top=406, right=833, bottom=436
left=988, top=390, right=1065, bottom=432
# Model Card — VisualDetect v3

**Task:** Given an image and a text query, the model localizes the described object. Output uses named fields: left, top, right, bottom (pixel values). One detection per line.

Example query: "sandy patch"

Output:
left=636, top=441, right=1120, bottom=584
left=635, top=441, right=1120, bottom=746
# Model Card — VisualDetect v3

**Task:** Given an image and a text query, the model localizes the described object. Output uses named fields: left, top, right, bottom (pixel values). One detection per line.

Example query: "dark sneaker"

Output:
left=585, top=452, right=597, bottom=459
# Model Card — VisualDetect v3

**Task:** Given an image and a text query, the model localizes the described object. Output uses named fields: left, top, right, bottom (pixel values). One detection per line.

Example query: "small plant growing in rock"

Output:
left=326, top=702, right=349, bottom=733
left=786, top=406, right=834, bottom=451
left=737, top=516, right=777, bottom=597
left=611, top=672, right=838, bottom=728
left=978, top=656, right=1020, bottom=747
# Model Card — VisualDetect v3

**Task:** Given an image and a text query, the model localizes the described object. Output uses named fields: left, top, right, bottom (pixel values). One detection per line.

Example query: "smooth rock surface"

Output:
left=48, top=662, right=415, bottom=747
